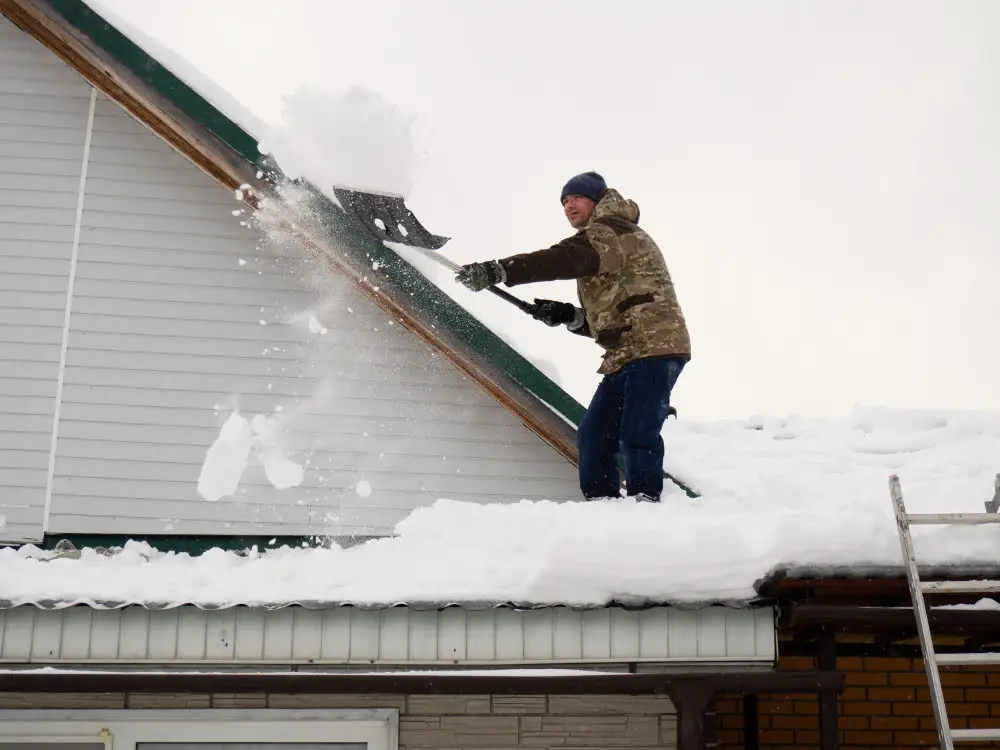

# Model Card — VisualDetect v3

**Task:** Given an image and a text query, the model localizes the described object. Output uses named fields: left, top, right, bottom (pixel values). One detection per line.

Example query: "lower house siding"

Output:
left=0, top=691, right=679, bottom=749
left=715, top=654, right=1000, bottom=750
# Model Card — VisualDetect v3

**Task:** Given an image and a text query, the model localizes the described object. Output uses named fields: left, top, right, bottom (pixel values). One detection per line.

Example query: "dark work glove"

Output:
left=532, top=299, right=579, bottom=327
left=456, top=260, right=506, bottom=292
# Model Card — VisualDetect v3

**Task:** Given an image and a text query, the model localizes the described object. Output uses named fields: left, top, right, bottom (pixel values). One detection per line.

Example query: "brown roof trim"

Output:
left=785, top=604, right=1000, bottom=639
left=0, top=0, right=580, bottom=464
left=0, top=670, right=843, bottom=697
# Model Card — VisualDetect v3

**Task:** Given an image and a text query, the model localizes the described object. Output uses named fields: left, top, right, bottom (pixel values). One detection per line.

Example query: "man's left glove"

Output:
left=456, top=260, right=507, bottom=292
left=531, top=299, right=578, bottom=327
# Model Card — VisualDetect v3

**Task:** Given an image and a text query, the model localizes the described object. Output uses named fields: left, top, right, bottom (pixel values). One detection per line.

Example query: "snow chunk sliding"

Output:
left=259, top=86, right=417, bottom=198
left=197, top=410, right=304, bottom=501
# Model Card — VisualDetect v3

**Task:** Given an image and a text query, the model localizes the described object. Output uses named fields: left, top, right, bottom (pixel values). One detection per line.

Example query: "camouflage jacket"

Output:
left=499, top=188, right=691, bottom=375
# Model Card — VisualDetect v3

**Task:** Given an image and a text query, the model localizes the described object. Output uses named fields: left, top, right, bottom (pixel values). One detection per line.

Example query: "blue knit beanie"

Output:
left=560, top=171, right=607, bottom=204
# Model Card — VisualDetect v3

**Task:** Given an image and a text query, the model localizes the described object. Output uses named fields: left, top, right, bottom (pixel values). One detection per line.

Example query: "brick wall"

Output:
left=0, top=691, right=679, bottom=749
left=716, top=654, right=1000, bottom=749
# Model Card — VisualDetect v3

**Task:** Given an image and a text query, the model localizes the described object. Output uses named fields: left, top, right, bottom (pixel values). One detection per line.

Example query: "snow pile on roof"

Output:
left=2, top=406, right=999, bottom=609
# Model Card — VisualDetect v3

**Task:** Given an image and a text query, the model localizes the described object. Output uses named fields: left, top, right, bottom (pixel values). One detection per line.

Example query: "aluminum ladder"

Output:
left=889, top=473, right=1000, bottom=748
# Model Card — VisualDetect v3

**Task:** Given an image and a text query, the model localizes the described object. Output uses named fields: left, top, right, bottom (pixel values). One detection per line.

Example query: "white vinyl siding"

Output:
left=0, top=16, right=580, bottom=543
left=0, top=16, right=91, bottom=542
left=0, top=605, right=777, bottom=667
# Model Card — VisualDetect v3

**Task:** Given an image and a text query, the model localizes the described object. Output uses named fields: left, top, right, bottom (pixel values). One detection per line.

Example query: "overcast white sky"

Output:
left=88, top=0, right=1000, bottom=420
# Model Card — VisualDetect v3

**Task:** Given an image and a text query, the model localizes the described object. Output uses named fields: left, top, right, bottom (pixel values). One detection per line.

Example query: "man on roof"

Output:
left=456, top=171, right=691, bottom=503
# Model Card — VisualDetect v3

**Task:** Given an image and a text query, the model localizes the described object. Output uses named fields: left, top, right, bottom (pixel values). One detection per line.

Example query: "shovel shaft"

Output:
left=402, top=245, right=536, bottom=316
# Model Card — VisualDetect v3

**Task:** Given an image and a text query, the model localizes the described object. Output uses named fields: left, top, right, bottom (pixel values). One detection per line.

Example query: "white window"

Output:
left=0, top=710, right=397, bottom=750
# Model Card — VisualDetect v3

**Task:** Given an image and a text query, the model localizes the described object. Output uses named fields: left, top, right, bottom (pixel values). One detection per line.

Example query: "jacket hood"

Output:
left=588, top=188, right=640, bottom=226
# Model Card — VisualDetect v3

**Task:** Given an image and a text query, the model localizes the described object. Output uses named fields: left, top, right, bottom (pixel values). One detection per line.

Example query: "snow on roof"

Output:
left=2, top=406, right=999, bottom=610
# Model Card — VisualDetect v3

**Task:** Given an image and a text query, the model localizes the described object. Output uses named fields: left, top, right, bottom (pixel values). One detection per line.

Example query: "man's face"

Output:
left=562, top=194, right=597, bottom=228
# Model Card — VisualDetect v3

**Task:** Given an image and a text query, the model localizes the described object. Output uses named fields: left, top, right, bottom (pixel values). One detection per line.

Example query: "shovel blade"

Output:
left=334, top=187, right=450, bottom=250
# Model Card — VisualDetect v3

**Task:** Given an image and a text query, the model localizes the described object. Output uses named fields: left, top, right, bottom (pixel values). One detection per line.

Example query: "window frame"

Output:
left=0, top=709, right=398, bottom=750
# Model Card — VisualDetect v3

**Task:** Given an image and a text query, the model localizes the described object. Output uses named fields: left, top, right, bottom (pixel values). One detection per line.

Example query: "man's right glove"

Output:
left=532, top=299, right=579, bottom=327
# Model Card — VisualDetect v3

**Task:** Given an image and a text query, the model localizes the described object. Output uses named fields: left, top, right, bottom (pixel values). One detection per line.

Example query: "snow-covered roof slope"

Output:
left=2, top=406, right=998, bottom=609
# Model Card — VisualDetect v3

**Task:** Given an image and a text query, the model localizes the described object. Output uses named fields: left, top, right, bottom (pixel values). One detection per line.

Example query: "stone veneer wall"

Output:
left=0, top=691, right=679, bottom=749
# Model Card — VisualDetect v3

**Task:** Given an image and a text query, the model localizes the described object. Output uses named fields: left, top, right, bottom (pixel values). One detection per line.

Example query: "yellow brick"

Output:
left=128, top=693, right=211, bottom=709
left=491, top=695, right=547, bottom=714
left=267, top=693, right=406, bottom=710
left=547, top=695, right=676, bottom=715
left=211, top=693, right=267, bottom=708
left=407, top=695, right=491, bottom=714
left=521, top=714, right=660, bottom=746
left=0, top=693, right=125, bottom=709
left=400, top=715, right=518, bottom=747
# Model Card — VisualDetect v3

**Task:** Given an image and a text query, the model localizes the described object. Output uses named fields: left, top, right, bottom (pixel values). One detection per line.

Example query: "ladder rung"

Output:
left=936, top=653, right=1000, bottom=666
left=952, top=728, right=1000, bottom=742
left=906, top=512, right=1000, bottom=525
left=921, top=580, right=1000, bottom=594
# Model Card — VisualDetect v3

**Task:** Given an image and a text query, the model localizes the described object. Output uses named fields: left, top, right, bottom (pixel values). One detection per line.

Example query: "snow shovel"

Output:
left=333, top=185, right=536, bottom=313
left=334, top=187, right=451, bottom=251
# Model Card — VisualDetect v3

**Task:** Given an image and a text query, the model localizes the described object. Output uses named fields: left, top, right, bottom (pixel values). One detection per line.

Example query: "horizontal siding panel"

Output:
left=0, top=123, right=85, bottom=146
left=0, top=154, right=83, bottom=178
left=0, top=104, right=87, bottom=128
left=58, top=396, right=508, bottom=429
left=0, top=449, right=48, bottom=470
left=49, top=502, right=321, bottom=530
left=55, top=411, right=540, bottom=447
left=59, top=374, right=505, bottom=417
left=83, top=193, right=243, bottom=222
left=0, top=376, right=61, bottom=398
left=71, top=295, right=388, bottom=331
left=51, top=448, right=567, bottom=484
left=72, top=278, right=312, bottom=308
left=63, top=330, right=440, bottom=369
left=0, top=289, right=68, bottom=311
left=87, top=143, right=195, bottom=172
left=52, top=460, right=574, bottom=499
left=0, top=270, right=69, bottom=293
left=0, top=92, right=89, bottom=116
left=0, top=468, right=48, bottom=489
left=84, top=159, right=221, bottom=188
left=0, top=327, right=64, bottom=348
left=81, top=208, right=256, bottom=239
left=68, top=243, right=275, bottom=270
left=86, top=177, right=237, bottom=205
left=0, top=239, right=73, bottom=259
left=0, top=413, right=52, bottom=435
left=0, top=431, right=50, bottom=451
left=0, top=187, right=79, bottom=210
left=62, top=351, right=468, bottom=392
left=0, top=358, right=60, bottom=380
left=56, top=433, right=566, bottom=465
left=64, top=313, right=421, bottom=350
left=0, top=396, right=55, bottom=417
left=0, top=139, right=86, bottom=161
left=75, top=256, right=315, bottom=292
left=0, top=308, right=65, bottom=328
left=0, top=255, right=73, bottom=276
left=0, top=205, right=77, bottom=227
left=0, top=75, right=91, bottom=98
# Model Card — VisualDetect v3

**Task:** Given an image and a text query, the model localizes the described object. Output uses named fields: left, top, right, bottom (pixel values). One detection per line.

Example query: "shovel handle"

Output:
left=488, top=286, right=536, bottom=315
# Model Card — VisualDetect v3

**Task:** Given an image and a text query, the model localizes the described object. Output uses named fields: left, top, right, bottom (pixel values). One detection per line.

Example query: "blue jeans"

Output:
left=577, top=356, right=686, bottom=501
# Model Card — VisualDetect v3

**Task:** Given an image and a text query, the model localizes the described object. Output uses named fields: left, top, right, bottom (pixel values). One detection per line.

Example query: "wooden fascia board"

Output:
left=0, top=670, right=844, bottom=697
left=0, top=0, right=580, bottom=465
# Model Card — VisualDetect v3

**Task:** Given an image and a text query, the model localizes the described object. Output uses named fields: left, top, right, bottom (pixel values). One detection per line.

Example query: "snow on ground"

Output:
left=2, top=406, right=999, bottom=609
